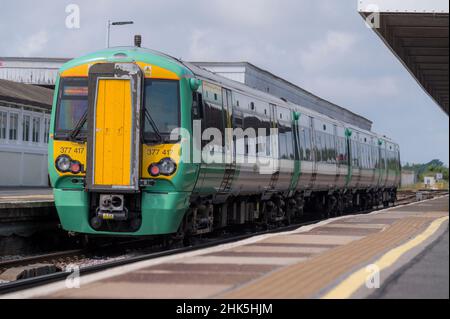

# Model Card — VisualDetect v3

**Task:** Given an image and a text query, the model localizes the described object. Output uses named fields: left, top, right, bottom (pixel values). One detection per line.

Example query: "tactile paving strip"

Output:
left=220, top=214, right=442, bottom=298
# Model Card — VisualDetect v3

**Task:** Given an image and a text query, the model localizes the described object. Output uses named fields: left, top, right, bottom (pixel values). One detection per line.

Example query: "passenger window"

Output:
left=286, top=130, right=294, bottom=160
left=192, top=92, right=203, bottom=120
left=279, top=133, right=287, bottom=159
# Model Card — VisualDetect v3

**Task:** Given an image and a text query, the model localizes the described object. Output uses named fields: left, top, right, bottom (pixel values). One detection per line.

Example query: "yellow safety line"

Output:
left=322, top=215, right=449, bottom=299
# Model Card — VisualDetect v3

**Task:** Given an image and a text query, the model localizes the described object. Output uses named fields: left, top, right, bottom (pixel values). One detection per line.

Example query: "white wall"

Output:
left=0, top=102, right=50, bottom=187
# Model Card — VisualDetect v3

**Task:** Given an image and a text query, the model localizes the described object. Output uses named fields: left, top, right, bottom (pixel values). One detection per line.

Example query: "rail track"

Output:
left=0, top=190, right=447, bottom=295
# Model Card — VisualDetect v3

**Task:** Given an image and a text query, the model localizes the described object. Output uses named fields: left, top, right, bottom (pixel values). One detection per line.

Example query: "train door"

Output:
left=349, top=131, right=361, bottom=189
left=276, top=106, right=295, bottom=194
left=296, top=115, right=315, bottom=190
left=310, top=117, right=318, bottom=189
left=86, top=63, right=141, bottom=191
left=267, top=103, right=280, bottom=192
left=379, top=140, right=388, bottom=188
left=193, top=81, right=225, bottom=195
left=218, top=88, right=236, bottom=193
left=371, top=137, right=380, bottom=188
left=290, top=111, right=301, bottom=193
left=335, top=125, right=347, bottom=188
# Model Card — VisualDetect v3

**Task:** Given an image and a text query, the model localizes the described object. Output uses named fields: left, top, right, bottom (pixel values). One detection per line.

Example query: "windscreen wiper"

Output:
left=69, top=111, right=88, bottom=141
left=144, top=108, right=163, bottom=143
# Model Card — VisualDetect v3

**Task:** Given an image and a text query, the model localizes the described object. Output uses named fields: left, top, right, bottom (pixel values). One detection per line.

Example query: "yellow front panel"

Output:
left=142, top=143, right=181, bottom=180
left=53, top=140, right=87, bottom=176
left=94, top=79, right=132, bottom=185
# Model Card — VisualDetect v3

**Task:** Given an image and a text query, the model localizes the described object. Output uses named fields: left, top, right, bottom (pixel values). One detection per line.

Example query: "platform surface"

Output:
left=372, top=227, right=449, bottom=299
left=4, top=196, right=449, bottom=299
left=0, top=188, right=53, bottom=209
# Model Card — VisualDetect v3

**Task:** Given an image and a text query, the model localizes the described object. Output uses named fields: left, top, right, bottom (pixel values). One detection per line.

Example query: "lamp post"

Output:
left=106, top=20, right=134, bottom=48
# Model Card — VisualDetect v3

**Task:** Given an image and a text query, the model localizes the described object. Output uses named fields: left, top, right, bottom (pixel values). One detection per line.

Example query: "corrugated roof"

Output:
left=358, top=1, right=449, bottom=115
left=0, top=79, right=53, bottom=109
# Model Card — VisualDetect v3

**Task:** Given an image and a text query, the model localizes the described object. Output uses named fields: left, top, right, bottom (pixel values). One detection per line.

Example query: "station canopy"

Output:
left=358, top=0, right=449, bottom=115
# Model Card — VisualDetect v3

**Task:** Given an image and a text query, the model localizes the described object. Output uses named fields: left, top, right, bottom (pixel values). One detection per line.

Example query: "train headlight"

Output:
left=148, top=158, right=177, bottom=177
left=158, top=158, right=177, bottom=176
left=55, top=155, right=71, bottom=173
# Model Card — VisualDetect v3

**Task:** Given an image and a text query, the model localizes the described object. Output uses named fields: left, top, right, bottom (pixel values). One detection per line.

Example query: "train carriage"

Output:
left=48, top=46, right=401, bottom=237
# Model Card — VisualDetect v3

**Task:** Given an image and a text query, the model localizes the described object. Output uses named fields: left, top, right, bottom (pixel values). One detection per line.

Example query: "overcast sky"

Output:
left=1, top=0, right=448, bottom=165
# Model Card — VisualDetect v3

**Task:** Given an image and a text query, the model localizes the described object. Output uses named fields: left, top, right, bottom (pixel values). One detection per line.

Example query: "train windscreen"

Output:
left=55, top=78, right=88, bottom=134
left=143, top=79, right=180, bottom=143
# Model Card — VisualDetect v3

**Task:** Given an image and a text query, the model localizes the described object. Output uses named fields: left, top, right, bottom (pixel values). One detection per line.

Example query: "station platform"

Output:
left=4, top=195, right=449, bottom=299
left=0, top=188, right=53, bottom=209
left=0, top=188, right=56, bottom=237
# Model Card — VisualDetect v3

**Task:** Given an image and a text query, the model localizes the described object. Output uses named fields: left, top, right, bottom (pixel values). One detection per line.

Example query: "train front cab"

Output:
left=49, top=51, right=198, bottom=236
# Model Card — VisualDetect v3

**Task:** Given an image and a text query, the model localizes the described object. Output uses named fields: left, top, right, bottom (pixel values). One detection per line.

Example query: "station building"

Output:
left=401, top=169, right=417, bottom=187
left=0, top=79, right=52, bottom=187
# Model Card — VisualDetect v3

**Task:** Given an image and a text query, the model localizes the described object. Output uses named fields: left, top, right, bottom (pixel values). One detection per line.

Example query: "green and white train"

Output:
left=48, top=46, right=401, bottom=237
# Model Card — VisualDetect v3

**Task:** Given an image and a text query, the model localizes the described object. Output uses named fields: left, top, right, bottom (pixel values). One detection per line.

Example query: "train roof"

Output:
left=183, top=61, right=385, bottom=140
left=58, top=46, right=397, bottom=146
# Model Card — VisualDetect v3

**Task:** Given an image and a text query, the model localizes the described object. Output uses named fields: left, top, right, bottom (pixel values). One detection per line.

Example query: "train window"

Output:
left=143, top=79, right=180, bottom=142
left=365, top=144, right=370, bottom=169
left=236, top=100, right=240, bottom=107
left=326, top=133, right=336, bottom=163
left=297, top=127, right=304, bottom=160
left=304, top=127, right=312, bottom=161
left=366, top=145, right=371, bottom=169
left=257, top=133, right=265, bottom=155
left=337, top=136, right=348, bottom=165
left=370, top=146, right=375, bottom=168
left=373, top=146, right=379, bottom=169
left=55, top=77, right=88, bottom=134
left=242, top=111, right=259, bottom=157
left=250, top=102, right=255, bottom=110
left=323, top=124, right=326, bottom=131
left=314, top=131, right=322, bottom=162
left=323, top=133, right=329, bottom=162
left=286, top=130, right=294, bottom=160
left=360, top=144, right=366, bottom=168
left=214, top=93, right=218, bottom=101
left=294, top=126, right=301, bottom=161
left=323, top=133, right=330, bottom=162
left=192, top=92, right=203, bottom=120
left=279, top=131, right=288, bottom=159
left=234, top=113, right=243, bottom=129
left=351, top=140, right=359, bottom=167
left=381, top=148, right=387, bottom=170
